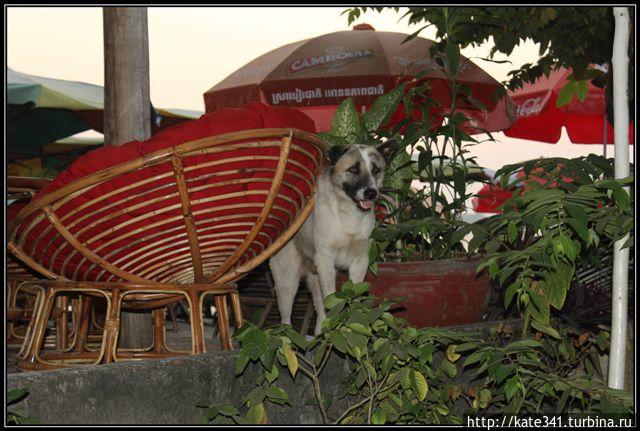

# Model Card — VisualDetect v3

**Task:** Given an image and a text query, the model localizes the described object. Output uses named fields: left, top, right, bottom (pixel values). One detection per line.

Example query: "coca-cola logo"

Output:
left=286, top=47, right=374, bottom=76
left=516, top=97, right=544, bottom=118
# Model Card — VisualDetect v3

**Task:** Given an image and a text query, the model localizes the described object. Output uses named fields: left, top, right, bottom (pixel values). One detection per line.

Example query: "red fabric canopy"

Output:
left=204, top=27, right=515, bottom=134
left=504, top=66, right=634, bottom=145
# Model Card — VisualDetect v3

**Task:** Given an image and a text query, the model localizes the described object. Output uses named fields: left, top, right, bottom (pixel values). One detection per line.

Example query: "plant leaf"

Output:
left=330, top=98, right=362, bottom=145
left=282, top=343, right=298, bottom=378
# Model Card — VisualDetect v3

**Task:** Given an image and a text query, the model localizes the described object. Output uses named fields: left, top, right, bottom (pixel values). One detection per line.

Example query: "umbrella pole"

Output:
left=608, top=6, right=631, bottom=391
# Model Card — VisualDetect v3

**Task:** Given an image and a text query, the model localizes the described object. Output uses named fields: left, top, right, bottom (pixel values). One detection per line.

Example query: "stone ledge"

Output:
left=7, top=350, right=350, bottom=425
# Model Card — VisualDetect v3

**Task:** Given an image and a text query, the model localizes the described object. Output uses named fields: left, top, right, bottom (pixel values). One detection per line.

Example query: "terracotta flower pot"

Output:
left=365, top=256, right=491, bottom=328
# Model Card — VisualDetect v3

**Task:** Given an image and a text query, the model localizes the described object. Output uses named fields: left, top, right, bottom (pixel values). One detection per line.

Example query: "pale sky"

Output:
left=6, top=6, right=632, bottom=170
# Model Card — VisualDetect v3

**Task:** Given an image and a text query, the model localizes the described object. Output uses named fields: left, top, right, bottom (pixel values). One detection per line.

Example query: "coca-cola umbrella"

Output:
left=504, top=65, right=635, bottom=153
left=474, top=65, right=635, bottom=215
left=204, top=24, right=515, bottom=133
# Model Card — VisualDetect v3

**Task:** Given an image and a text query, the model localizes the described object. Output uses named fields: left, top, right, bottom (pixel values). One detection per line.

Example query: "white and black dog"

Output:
left=269, top=140, right=397, bottom=335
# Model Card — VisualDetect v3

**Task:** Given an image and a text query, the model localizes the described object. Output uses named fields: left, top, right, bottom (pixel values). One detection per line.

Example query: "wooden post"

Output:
left=103, top=6, right=153, bottom=349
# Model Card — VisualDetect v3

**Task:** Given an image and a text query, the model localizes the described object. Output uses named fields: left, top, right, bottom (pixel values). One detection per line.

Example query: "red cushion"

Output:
left=38, top=102, right=316, bottom=196
left=18, top=103, right=321, bottom=283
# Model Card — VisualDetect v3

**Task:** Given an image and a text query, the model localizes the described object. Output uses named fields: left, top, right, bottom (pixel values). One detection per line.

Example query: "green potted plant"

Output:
left=465, top=155, right=634, bottom=336
left=319, top=42, right=495, bottom=328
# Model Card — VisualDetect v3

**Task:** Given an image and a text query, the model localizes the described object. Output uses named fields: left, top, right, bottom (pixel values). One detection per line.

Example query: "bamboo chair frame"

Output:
left=7, top=177, right=52, bottom=347
left=7, top=128, right=325, bottom=370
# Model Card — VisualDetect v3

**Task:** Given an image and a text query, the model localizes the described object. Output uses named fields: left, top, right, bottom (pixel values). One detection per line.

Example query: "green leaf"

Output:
left=246, top=402, right=266, bottom=424
left=531, top=319, right=561, bottom=339
left=235, top=351, right=251, bottom=375
left=372, top=409, right=386, bottom=425
left=419, top=343, right=435, bottom=364
left=282, top=343, right=298, bottom=378
left=384, top=149, right=413, bottom=191
left=565, top=202, right=588, bottom=226
left=284, top=326, right=309, bottom=350
left=446, top=344, right=461, bottom=363
left=7, top=388, right=28, bottom=403
left=242, top=328, right=269, bottom=361
left=507, top=221, right=518, bottom=243
left=504, top=375, right=520, bottom=401
left=494, top=364, right=516, bottom=384
left=479, top=388, right=492, bottom=409
left=330, top=98, right=362, bottom=145
left=440, top=358, right=458, bottom=378
left=317, top=132, right=350, bottom=148
left=528, top=288, right=550, bottom=325
left=218, top=405, right=240, bottom=416
left=266, top=385, right=289, bottom=405
left=329, top=332, right=348, bottom=353
left=556, top=80, right=577, bottom=106
left=445, top=42, right=461, bottom=76
left=265, top=365, right=279, bottom=384
left=347, top=322, right=372, bottom=336
left=411, top=370, right=429, bottom=401
left=504, top=280, right=521, bottom=308
left=313, top=341, right=328, bottom=367
left=565, top=218, right=590, bottom=244
left=324, top=294, right=344, bottom=310
left=362, top=84, right=405, bottom=132
left=246, top=386, right=267, bottom=407
left=576, top=80, right=588, bottom=102
left=463, top=350, right=489, bottom=368
left=541, top=260, right=574, bottom=310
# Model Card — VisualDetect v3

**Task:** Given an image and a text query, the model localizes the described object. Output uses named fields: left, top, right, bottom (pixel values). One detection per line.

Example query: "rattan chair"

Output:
left=7, top=177, right=52, bottom=348
left=8, top=127, right=324, bottom=370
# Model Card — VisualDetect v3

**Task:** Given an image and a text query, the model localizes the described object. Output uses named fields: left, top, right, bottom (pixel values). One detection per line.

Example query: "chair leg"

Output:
left=70, top=295, right=93, bottom=353
left=152, top=308, right=167, bottom=354
left=230, top=290, right=243, bottom=330
left=18, top=287, right=56, bottom=370
left=215, top=295, right=232, bottom=350
left=7, top=280, right=19, bottom=344
left=188, top=290, right=206, bottom=354
left=102, top=290, right=121, bottom=364
left=56, top=295, right=69, bottom=351
left=168, top=303, right=180, bottom=332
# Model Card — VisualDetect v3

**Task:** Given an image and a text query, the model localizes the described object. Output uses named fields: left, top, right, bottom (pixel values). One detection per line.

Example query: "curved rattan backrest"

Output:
left=8, top=128, right=324, bottom=286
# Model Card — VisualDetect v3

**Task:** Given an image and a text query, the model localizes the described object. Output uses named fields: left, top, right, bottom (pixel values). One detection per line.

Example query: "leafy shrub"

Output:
left=197, top=283, right=632, bottom=424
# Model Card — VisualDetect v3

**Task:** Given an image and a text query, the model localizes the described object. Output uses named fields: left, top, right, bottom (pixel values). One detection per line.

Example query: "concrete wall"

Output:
left=7, top=351, right=350, bottom=425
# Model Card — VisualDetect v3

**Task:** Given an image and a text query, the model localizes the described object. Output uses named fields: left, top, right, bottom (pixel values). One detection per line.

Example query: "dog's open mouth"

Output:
left=352, top=198, right=374, bottom=212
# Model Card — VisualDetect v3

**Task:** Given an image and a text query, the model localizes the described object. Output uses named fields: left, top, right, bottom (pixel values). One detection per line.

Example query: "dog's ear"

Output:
left=376, top=139, right=398, bottom=164
left=325, top=145, right=349, bottom=166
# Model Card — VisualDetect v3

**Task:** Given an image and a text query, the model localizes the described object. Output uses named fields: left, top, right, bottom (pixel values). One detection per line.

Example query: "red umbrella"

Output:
left=504, top=66, right=634, bottom=147
left=204, top=24, right=514, bottom=133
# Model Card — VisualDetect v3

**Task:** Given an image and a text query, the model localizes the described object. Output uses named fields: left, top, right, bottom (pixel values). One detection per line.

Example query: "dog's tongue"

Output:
left=360, top=200, right=373, bottom=210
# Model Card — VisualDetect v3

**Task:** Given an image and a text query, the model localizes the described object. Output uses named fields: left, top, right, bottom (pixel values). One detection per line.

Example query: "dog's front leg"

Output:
left=313, top=250, right=336, bottom=332
left=315, top=250, right=337, bottom=298
left=348, top=256, right=369, bottom=284
left=348, top=239, right=371, bottom=283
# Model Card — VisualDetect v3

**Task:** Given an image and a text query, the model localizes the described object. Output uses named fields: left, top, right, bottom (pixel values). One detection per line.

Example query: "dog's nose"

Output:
left=364, top=188, right=377, bottom=200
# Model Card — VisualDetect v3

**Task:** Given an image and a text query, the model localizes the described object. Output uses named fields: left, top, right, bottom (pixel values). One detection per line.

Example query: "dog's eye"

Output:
left=372, top=164, right=380, bottom=175
left=348, top=164, right=360, bottom=175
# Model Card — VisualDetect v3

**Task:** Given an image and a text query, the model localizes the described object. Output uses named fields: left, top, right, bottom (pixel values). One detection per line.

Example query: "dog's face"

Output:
left=325, top=140, right=397, bottom=212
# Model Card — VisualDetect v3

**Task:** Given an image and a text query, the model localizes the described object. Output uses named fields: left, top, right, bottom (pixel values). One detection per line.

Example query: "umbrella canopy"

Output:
left=7, top=68, right=201, bottom=158
left=504, top=66, right=635, bottom=145
left=204, top=25, right=514, bottom=133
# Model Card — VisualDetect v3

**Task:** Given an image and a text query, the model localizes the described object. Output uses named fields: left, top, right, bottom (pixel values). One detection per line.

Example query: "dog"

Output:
left=269, top=140, right=397, bottom=335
